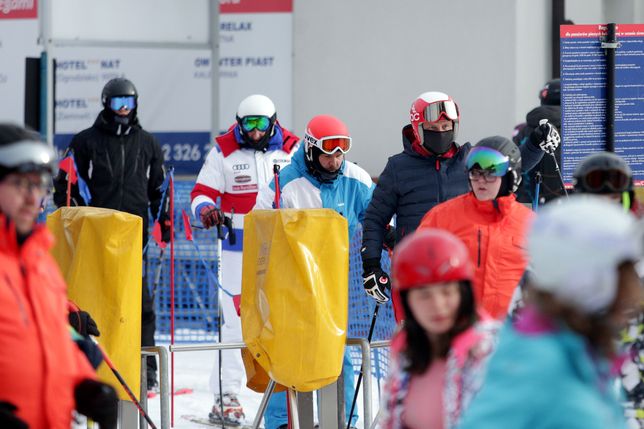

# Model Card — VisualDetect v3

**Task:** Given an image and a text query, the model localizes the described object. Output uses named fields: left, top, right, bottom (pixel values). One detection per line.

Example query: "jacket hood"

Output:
left=526, top=105, right=561, bottom=128
left=401, top=124, right=427, bottom=158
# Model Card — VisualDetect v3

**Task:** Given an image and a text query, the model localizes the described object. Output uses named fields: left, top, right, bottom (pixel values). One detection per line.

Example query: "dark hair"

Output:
left=400, top=281, right=477, bottom=374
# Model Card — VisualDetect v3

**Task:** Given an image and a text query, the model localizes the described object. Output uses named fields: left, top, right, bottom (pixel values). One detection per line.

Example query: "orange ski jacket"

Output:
left=419, top=193, right=533, bottom=319
left=0, top=216, right=95, bottom=429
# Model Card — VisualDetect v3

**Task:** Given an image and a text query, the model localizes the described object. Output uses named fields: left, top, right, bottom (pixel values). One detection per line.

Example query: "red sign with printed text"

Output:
left=0, top=0, right=38, bottom=19
left=220, top=0, right=292, bottom=14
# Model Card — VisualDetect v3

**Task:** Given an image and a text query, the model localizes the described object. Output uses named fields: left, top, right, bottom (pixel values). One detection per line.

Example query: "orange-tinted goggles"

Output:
left=318, top=136, right=352, bottom=154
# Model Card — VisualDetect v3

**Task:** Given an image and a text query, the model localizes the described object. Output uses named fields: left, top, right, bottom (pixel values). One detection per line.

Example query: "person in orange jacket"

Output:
left=418, top=136, right=535, bottom=319
left=0, top=123, right=118, bottom=429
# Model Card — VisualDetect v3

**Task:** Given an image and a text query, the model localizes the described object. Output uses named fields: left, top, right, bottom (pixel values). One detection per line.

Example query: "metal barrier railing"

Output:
left=365, top=340, right=390, bottom=429
left=141, top=346, right=170, bottom=429
left=160, top=337, right=390, bottom=429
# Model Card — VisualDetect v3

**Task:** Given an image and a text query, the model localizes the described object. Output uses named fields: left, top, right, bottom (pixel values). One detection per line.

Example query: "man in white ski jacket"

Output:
left=190, top=95, right=299, bottom=425
left=254, top=114, right=374, bottom=429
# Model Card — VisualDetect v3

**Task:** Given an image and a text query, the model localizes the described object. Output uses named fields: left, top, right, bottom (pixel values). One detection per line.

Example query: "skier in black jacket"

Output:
left=53, top=77, right=167, bottom=389
left=513, top=78, right=563, bottom=204
left=361, top=91, right=560, bottom=309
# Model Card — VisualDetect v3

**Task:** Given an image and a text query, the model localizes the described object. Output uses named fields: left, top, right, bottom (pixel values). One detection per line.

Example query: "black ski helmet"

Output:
left=101, top=77, right=138, bottom=108
left=471, top=136, right=522, bottom=196
left=0, top=123, right=57, bottom=181
left=573, top=151, right=633, bottom=194
left=539, top=78, right=561, bottom=106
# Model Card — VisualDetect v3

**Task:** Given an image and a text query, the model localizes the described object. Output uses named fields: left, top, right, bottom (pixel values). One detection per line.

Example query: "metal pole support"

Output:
left=142, top=346, right=170, bottom=429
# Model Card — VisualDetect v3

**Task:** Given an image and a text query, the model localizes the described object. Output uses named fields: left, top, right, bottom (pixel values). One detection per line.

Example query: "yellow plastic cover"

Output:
left=241, top=209, right=349, bottom=392
left=48, top=207, right=143, bottom=400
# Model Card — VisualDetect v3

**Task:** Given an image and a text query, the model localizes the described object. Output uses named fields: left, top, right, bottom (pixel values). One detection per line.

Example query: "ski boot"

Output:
left=208, top=393, right=245, bottom=426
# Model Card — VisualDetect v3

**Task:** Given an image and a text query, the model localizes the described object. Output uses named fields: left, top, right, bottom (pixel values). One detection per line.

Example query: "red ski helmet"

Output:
left=409, top=91, right=460, bottom=146
left=392, top=228, right=473, bottom=291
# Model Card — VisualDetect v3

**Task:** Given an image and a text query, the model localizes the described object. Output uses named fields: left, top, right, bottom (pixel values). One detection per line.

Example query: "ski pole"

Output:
left=549, top=151, right=569, bottom=197
left=91, top=338, right=158, bottom=429
left=347, top=304, right=380, bottom=429
left=532, top=171, right=542, bottom=212
left=151, top=248, right=165, bottom=302
left=273, top=164, right=281, bottom=209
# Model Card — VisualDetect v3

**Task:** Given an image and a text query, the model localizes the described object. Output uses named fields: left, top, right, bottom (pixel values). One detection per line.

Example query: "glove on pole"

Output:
left=538, top=119, right=568, bottom=196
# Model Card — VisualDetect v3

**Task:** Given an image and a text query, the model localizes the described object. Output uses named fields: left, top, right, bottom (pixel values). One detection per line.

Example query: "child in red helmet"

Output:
left=380, top=229, right=498, bottom=429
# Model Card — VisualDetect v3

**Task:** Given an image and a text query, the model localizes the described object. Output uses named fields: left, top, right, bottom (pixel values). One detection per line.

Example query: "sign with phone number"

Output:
left=155, top=131, right=211, bottom=175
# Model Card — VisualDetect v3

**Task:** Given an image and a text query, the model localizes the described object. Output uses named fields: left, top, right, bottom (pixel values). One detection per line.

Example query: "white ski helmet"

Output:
left=236, top=94, right=277, bottom=151
left=527, top=195, right=642, bottom=314
left=236, top=94, right=276, bottom=119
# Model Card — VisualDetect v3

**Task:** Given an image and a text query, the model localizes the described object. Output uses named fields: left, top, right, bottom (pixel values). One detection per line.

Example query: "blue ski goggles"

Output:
left=240, top=116, right=271, bottom=132
left=109, top=96, right=136, bottom=111
left=466, top=146, right=510, bottom=176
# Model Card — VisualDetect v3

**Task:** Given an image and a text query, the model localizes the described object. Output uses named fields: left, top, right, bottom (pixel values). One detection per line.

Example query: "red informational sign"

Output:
left=0, top=0, right=38, bottom=19
left=220, top=0, right=292, bottom=14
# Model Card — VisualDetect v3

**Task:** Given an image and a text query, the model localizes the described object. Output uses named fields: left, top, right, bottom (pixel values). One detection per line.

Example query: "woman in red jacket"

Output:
left=418, top=136, right=533, bottom=319
left=0, top=123, right=117, bottom=429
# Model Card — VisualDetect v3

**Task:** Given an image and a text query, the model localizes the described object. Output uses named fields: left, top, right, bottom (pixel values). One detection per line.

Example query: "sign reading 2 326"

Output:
left=161, top=143, right=202, bottom=162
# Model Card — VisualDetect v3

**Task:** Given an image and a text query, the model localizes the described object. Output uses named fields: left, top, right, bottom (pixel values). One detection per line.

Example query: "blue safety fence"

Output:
left=148, top=180, right=397, bottom=382
left=149, top=179, right=397, bottom=339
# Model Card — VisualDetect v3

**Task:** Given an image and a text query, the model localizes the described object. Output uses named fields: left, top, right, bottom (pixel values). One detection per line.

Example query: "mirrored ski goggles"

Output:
left=305, top=133, right=352, bottom=154
left=581, top=169, right=631, bottom=193
left=109, top=96, right=136, bottom=111
left=0, top=141, right=57, bottom=176
left=424, top=100, right=459, bottom=123
left=240, top=116, right=271, bottom=132
left=466, top=146, right=510, bottom=176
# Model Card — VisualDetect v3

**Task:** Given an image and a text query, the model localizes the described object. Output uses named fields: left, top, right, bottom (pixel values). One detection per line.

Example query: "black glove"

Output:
left=75, top=379, right=118, bottom=429
left=159, top=216, right=172, bottom=243
left=362, top=258, right=391, bottom=304
left=199, top=204, right=224, bottom=229
left=383, top=225, right=396, bottom=252
left=0, top=402, right=28, bottom=429
left=69, top=309, right=100, bottom=337
left=529, top=119, right=560, bottom=154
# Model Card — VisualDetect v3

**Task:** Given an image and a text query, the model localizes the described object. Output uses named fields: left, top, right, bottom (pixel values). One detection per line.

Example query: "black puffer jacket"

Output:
left=361, top=124, right=544, bottom=263
left=53, top=110, right=166, bottom=240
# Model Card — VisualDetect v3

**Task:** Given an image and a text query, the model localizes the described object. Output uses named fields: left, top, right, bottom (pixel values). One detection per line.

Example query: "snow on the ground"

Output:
left=145, top=343, right=384, bottom=429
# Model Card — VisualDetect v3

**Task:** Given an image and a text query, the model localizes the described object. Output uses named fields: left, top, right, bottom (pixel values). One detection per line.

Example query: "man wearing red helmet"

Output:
left=380, top=228, right=498, bottom=429
left=361, top=91, right=559, bottom=314
left=254, top=114, right=374, bottom=429
left=191, top=94, right=299, bottom=425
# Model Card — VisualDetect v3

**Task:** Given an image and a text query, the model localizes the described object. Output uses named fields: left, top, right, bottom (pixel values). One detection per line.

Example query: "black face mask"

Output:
left=422, top=130, right=454, bottom=155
